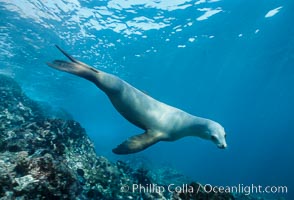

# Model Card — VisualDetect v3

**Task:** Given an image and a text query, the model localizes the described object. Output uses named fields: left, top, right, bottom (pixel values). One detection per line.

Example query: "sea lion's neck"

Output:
left=187, top=116, right=212, bottom=139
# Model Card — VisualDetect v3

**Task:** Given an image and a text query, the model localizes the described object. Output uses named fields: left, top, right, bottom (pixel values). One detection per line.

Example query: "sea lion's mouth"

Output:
left=217, top=144, right=227, bottom=149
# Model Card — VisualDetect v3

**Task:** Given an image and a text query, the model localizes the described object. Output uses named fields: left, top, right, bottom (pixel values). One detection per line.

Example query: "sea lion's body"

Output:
left=48, top=46, right=227, bottom=154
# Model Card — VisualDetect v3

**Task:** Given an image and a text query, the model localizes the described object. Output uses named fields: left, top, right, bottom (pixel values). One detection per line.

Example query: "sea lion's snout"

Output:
left=217, top=143, right=227, bottom=149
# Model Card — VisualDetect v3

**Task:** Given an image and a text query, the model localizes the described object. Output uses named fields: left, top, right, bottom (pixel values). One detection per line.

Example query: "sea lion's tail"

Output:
left=47, top=45, right=99, bottom=81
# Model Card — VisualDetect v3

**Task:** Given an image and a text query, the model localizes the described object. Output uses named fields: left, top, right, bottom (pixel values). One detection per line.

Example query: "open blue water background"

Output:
left=1, top=0, right=293, bottom=199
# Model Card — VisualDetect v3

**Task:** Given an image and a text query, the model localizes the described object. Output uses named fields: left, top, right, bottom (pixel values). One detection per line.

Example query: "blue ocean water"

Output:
left=0, top=0, right=293, bottom=199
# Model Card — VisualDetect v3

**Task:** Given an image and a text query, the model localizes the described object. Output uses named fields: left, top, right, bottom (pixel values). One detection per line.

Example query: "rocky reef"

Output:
left=0, top=74, right=263, bottom=200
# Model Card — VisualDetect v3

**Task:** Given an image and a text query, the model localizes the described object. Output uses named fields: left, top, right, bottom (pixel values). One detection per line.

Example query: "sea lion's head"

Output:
left=206, top=121, right=227, bottom=149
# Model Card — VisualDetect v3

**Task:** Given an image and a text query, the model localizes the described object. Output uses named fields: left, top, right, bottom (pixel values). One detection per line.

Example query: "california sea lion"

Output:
left=47, top=45, right=227, bottom=154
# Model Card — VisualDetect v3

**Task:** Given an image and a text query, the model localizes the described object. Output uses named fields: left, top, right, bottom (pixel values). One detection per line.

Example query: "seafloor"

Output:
left=0, top=74, right=264, bottom=199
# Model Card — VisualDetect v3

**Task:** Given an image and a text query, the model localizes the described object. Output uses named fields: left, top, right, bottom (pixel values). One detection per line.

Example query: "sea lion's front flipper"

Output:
left=112, top=130, right=162, bottom=154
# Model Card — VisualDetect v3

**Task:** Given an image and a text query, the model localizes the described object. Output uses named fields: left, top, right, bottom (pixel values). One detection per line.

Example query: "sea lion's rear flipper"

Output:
left=112, top=130, right=162, bottom=154
left=47, top=45, right=99, bottom=81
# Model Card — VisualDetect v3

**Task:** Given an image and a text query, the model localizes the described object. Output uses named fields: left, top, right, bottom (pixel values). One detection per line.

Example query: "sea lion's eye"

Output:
left=224, top=134, right=227, bottom=138
left=211, top=135, right=217, bottom=141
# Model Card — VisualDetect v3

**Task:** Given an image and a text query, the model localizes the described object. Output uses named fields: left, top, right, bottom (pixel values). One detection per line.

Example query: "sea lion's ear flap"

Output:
left=112, top=131, right=161, bottom=154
